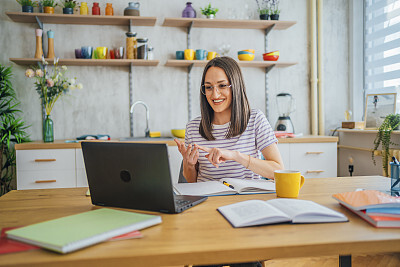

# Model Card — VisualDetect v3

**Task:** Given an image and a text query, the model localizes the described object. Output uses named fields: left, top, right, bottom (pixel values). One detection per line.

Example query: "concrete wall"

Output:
left=0, top=0, right=349, bottom=141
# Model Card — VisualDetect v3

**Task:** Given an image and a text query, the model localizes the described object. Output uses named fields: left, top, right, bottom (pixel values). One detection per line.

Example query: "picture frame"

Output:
left=364, top=93, right=397, bottom=129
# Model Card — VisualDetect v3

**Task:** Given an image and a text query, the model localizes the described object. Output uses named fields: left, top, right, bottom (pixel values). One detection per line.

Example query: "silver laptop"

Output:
left=81, top=142, right=207, bottom=213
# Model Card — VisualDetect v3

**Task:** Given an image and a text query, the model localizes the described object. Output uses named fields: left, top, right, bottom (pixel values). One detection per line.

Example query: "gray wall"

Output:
left=0, top=0, right=349, bottom=140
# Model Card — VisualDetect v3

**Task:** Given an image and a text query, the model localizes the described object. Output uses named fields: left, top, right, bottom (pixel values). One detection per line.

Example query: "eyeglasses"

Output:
left=201, top=84, right=232, bottom=95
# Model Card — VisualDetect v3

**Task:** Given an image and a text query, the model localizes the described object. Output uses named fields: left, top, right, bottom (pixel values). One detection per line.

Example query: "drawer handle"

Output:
left=306, top=152, right=324, bottom=154
left=35, top=180, right=57, bottom=183
left=35, top=159, right=56, bottom=162
left=306, top=170, right=325, bottom=173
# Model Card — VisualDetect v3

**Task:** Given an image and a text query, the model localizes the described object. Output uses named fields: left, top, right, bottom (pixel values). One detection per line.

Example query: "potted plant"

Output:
left=372, top=113, right=400, bottom=177
left=255, top=0, right=270, bottom=20
left=16, top=0, right=38, bottom=13
left=41, top=0, right=57, bottom=14
left=0, top=65, right=30, bottom=196
left=60, top=0, right=77, bottom=14
left=200, top=3, right=219, bottom=19
left=269, top=0, right=280, bottom=20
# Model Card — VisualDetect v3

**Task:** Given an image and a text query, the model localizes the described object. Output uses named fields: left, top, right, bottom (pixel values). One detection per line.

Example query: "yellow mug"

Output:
left=207, top=51, right=219, bottom=60
left=184, top=49, right=195, bottom=60
left=95, top=47, right=108, bottom=59
left=274, top=170, right=305, bottom=198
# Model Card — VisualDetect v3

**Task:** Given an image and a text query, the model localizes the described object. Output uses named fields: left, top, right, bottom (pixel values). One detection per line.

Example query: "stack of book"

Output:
left=333, top=190, right=400, bottom=228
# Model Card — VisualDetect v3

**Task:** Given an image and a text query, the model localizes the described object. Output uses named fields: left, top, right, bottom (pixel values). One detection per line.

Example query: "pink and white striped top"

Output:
left=185, top=109, right=278, bottom=182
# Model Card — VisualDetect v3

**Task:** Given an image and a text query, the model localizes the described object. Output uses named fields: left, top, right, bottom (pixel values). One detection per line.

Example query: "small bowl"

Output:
left=238, top=51, right=254, bottom=55
left=171, top=129, right=185, bottom=138
left=263, top=55, right=279, bottom=61
left=243, top=49, right=255, bottom=54
left=238, top=53, right=255, bottom=61
left=263, top=51, right=280, bottom=56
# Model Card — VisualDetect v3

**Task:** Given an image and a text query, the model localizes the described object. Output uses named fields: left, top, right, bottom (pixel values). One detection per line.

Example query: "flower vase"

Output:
left=43, top=115, right=54, bottom=143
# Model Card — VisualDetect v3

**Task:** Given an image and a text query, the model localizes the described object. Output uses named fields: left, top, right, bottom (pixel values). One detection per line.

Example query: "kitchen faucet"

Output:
left=130, top=101, right=150, bottom=137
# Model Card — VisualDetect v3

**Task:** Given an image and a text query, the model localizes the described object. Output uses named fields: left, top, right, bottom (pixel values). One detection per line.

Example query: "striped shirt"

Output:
left=185, top=109, right=277, bottom=182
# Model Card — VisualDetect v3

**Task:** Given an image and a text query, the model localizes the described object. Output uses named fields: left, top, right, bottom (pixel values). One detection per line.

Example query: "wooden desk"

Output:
left=1, top=176, right=399, bottom=266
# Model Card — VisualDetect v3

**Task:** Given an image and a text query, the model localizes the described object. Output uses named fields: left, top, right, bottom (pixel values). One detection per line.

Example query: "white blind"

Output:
left=365, top=0, right=400, bottom=91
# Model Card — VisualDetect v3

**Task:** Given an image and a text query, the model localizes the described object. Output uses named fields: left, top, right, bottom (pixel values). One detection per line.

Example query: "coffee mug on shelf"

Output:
left=207, top=51, right=219, bottom=60
left=115, top=47, right=124, bottom=59
left=184, top=49, right=195, bottom=60
left=274, top=170, right=305, bottom=198
left=81, top=46, right=93, bottom=59
left=75, top=48, right=82, bottom=59
left=176, top=50, right=184, bottom=60
left=195, top=49, right=207, bottom=60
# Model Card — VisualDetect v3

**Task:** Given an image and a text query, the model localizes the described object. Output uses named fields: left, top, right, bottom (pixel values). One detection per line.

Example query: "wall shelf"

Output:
left=162, top=17, right=296, bottom=30
left=6, top=12, right=156, bottom=26
left=10, top=58, right=159, bottom=67
left=165, top=59, right=297, bottom=68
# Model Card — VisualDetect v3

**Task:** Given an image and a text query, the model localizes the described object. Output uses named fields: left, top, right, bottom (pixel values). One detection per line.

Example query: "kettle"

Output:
left=124, top=2, right=140, bottom=16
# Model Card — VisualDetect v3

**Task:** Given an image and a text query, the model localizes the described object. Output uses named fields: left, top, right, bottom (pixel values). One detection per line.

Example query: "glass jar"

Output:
left=137, top=38, right=148, bottom=59
left=80, top=2, right=88, bottom=15
left=147, top=47, right=154, bottom=60
left=125, top=32, right=137, bottom=59
left=105, top=3, right=114, bottom=15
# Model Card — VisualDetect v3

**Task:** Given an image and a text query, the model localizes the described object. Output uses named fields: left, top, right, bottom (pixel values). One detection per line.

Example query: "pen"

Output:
left=223, top=181, right=234, bottom=189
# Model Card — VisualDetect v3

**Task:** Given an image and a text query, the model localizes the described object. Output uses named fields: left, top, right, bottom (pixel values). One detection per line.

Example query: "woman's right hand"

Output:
left=174, top=139, right=199, bottom=167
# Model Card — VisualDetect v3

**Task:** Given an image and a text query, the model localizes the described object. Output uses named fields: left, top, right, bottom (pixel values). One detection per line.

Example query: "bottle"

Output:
left=35, top=29, right=43, bottom=59
left=46, top=30, right=55, bottom=59
left=80, top=2, right=88, bottom=15
left=124, top=2, right=140, bottom=16
left=105, top=3, right=114, bottom=16
left=182, top=2, right=196, bottom=18
left=92, top=2, right=100, bottom=15
left=126, top=32, right=137, bottom=59
left=137, top=38, right=148, bottom=59
left=147, top=47, right=154, bottom=60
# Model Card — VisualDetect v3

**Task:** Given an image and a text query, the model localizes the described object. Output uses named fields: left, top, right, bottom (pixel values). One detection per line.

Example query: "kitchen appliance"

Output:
left=275, top=93, right=295, bottom=133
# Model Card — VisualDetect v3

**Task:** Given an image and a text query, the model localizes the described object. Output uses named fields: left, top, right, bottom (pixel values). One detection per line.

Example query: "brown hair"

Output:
left=199, top=57, right=251, bottom=140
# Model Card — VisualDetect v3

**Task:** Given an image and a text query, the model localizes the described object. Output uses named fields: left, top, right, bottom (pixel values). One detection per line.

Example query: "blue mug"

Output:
left=176, top=51, right=184, bottom=60
left=196, top=49, right=207, bottom=60
left=81, top=46, right=93, bottom=59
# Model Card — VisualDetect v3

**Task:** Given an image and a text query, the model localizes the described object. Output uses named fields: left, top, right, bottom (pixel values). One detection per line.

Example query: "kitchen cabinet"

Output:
left=278, top=136, right=338, bottom=178
left=162, top=17, right=298, bottom=121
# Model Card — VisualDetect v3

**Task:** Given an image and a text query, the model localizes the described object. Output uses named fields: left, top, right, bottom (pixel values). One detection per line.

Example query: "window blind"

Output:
left=365, top=0, right=400, bottom=91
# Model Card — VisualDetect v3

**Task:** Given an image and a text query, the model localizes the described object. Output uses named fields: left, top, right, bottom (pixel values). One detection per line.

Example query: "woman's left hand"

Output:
left=197, top=145, right=236, bottom=168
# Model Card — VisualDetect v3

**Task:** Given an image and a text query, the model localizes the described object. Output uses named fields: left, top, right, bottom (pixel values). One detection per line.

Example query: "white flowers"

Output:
left=62, top=65, right=67, bottom=71
left=35, top=69, right=44, bottom=77
left=46, top=79, right=54, bottom=87
left=76, top=83, right=83, bottom=89
left=25, top=69, right=34, bottom=78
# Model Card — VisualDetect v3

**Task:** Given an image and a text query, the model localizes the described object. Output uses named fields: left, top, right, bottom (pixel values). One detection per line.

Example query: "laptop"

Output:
left=81, top=142, right=207, bottom=214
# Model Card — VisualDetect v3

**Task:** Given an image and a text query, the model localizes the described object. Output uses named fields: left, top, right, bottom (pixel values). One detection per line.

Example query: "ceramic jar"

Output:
left=124, top=2, right=140, bottom=16
left=182, top=2, right=196, bottom=18
left=63, top=7, right=74, bottom=14
left=44, top=6, right=54, bottom=14
left=80, top=2, right=88, bottom=15
left=105, top=3, right=114, bottom=16
left=22, top=6, right=34, bottom=12
left=92, top=2, right=100, bottom=15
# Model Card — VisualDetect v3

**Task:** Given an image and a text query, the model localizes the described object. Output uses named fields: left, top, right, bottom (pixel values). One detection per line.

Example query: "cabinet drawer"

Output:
left=289, top=143, right=337, bottom=178
left=17, top=170, right=76, bottom=189
left=16, top=149, right=75, bottom=171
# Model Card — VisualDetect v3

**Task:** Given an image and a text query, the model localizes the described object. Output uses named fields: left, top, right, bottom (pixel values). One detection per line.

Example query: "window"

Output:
left=364, top=0, right=400, bottom=93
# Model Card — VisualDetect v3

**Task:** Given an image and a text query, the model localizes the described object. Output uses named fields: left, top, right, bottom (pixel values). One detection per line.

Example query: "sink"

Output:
left=119, top=137, right=175, bottom=142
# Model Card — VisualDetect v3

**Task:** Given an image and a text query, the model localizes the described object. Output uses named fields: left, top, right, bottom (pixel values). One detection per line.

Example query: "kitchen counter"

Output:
left=14, top=136, right=338, bottom=150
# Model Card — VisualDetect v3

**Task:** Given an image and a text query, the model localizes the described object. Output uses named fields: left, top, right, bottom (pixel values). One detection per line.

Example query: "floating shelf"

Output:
left=10, top=58, right=159, bottom=67
left=162, top=17, right=296, bottom=30
left=6, top=12, right=157, bottom=26
left=165, top=59, right=297, bottom=68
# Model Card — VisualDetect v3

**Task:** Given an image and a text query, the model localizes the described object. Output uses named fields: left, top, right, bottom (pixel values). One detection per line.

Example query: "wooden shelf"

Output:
left=165, top=59, right=297, bottom=68
left=9, top=58, right=159, bottom=67
left=162, top=17, right=296, bottom=30
left=6, top=12, right=156, bottom=26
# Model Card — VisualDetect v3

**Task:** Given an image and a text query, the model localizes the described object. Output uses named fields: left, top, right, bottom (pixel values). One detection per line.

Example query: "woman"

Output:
left=175, top=56, right=284, bottom=183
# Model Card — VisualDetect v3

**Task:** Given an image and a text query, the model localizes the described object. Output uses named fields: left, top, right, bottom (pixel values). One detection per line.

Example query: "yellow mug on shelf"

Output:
left=184, top=49, right=195, bottom=60
left=274, top=170, right=305, bottom=198
left=207, top=51, right=219, bottom=60
left=95, top=47, right=108, bottom=59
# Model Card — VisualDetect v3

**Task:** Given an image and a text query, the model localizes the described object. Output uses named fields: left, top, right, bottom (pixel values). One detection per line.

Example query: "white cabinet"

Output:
left=277, top=142, right=337, bottom=178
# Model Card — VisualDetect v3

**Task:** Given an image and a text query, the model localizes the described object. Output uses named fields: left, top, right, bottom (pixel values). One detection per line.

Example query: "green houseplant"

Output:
left=200, top=3, right=219, bottom=19
left=41, top=0, right=57, bottom=13
left=60, top=0, right=78, bottom=14
left=372, top=113, right=400, bottom=177
left=16, top=0, right=38, bottom=13
left=0, top=65, right=30, bottom=196
left=255, top=0, right=270, bottom=20
left=269, top=0, right=280, bottom=20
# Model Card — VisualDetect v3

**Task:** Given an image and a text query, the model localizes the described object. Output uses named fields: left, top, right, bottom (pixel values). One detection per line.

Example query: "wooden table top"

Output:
left=0, top=176, right=399, bottom=266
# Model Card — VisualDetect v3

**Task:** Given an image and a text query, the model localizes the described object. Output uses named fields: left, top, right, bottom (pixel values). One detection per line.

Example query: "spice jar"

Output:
left=92, top=2, right=100, bottom=15
left=137, top=38, right=148, bottom=59
left=126, top=32, right=137, bottom=59
left=80, top=2, right=88, bottom=15
left=105, top=3, right=114, bottom=16
left=147, top=47, right=154, bottom=60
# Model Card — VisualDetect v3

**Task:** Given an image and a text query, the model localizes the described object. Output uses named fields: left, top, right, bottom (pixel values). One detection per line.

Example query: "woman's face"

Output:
left=203, top=67, right=232, bottom=119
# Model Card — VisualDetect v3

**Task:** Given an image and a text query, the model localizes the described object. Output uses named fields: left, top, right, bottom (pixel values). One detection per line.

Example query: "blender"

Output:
left=275, top=93, right=295, bottom=133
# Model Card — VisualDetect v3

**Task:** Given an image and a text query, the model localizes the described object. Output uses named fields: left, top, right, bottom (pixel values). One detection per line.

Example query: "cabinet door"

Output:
left=277, top=143, right=290, bottom=169
left=289, top=143, right=337, bottom=178
left=76, top=149, right=88, bottom=187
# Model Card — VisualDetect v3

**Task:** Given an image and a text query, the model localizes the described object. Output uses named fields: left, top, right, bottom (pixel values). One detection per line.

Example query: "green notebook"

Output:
left=6, top=208, right=162, bottom=254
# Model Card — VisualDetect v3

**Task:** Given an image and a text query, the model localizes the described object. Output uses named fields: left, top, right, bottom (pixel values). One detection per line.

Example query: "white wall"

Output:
left=0, top=0, right=349, bottom=140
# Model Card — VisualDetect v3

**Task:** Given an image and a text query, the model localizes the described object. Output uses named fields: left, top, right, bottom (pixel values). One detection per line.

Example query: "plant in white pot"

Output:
left=200, top=3, right=219, bottom=19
